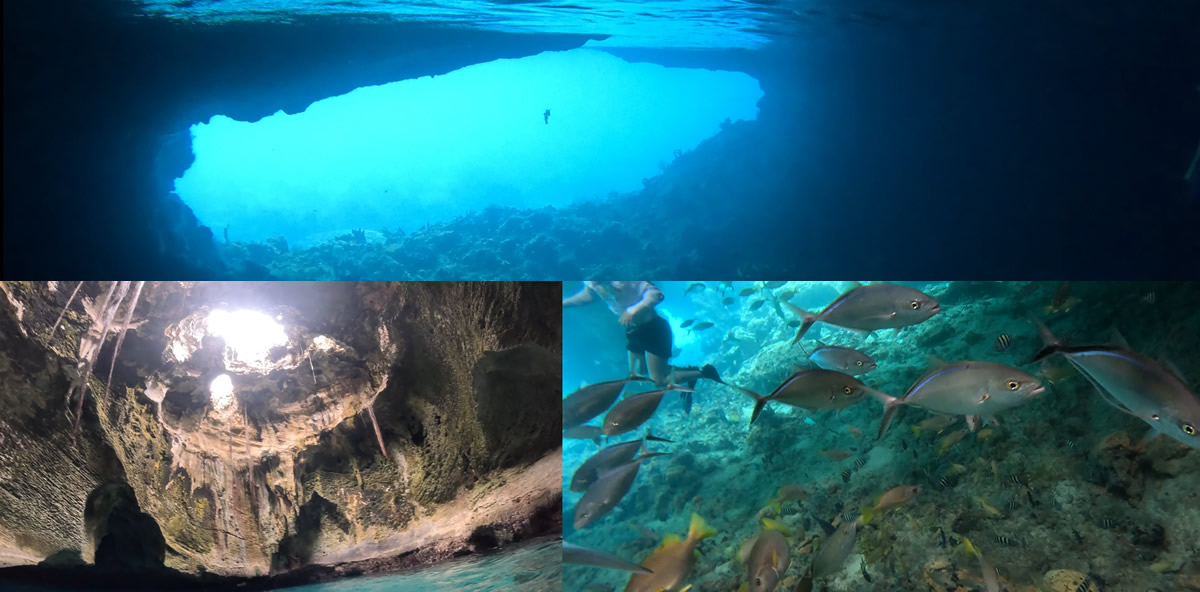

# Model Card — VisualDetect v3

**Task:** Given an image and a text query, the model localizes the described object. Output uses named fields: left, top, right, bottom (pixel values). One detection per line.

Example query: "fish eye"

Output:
left=755, top=577, right=763, bottom=587
left=1184, top=424, right=1196, bottom=436
left=1150, top=414, right=1160, bottom=421
left=856, top=360, right=863, bottom=366
left=843, top=386, right=852, bottom=394
left=910, top=301, right=920, bottom=309
left=1007, top=380, right=1019, bottom=390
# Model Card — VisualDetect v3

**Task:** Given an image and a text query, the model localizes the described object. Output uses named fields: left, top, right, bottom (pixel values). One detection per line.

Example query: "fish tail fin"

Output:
left=960, top=535, right=980, bottom=558
left=1025, top=313, right=1064, bottom=363
left=750, top=396, right=769, bottom=425
left=784, top=302, right=817, bottom=344
left=645, top=430, right=674, bottom=443
left=910, top=425, right=921, bottom=438
left=876, top=394, right=904, bottom=439
left=729, top=384, right=769, bottom=424
left=768, top=498, right=781, bottom=514
left=688, top=512, right=717, bottom=542
left=860, top=508, right=875, bottom=525
left=700, top=363, right=725, bottom=385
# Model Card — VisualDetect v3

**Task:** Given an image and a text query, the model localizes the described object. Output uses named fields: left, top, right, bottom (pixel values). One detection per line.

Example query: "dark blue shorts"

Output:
left=626, top=314, right=672, bottom=359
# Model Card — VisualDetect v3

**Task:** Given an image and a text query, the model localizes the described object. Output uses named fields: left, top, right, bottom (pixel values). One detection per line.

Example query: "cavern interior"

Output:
left=0, top=281, right=562, bottom=589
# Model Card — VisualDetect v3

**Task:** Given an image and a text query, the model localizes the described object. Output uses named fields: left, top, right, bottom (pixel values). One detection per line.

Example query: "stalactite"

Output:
left=103, top=280, right=144, bottom=400
left=72, top=281, right=130, bottom=432
left=48, top=281, right=82, bottom=339
left=367, top=404, right=388, bottom=460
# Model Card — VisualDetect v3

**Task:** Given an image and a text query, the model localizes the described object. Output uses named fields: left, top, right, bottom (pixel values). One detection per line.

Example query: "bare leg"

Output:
left=646, top=352, right=670, bottom=387
left=628, top=352, right=648, bottom=377
left=673, top=368, right=702, bottom=384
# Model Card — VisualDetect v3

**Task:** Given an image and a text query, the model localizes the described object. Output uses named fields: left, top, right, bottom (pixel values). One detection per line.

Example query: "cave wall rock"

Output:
left=0, top=281, right=562, bottom=577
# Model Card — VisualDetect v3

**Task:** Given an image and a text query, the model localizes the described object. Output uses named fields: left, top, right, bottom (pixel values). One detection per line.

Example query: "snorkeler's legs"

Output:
left=645, top=352, right=670, bottom=387
left=628, top=351, right=648, bottom=377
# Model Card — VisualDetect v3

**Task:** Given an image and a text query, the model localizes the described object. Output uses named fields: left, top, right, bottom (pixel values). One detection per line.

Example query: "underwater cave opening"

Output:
left=171, top=48, right=762, bottom=248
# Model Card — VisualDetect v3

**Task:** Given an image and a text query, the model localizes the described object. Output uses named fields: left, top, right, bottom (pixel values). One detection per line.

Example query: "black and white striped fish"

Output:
left=994, top=333, right=1012, bottom=352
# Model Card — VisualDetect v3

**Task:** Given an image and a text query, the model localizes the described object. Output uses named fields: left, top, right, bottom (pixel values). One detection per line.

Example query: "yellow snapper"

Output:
left=861, top=485, right=922, bottom=524
left=624, top=513, right=717, bottom=592
left=747, top=529, right=790, bottom=592
left=910, top=415, right=959, bottom=437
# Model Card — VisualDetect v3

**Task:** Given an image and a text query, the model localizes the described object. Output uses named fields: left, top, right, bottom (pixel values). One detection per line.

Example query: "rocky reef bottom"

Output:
left=214, top=119, right=767, bottom=280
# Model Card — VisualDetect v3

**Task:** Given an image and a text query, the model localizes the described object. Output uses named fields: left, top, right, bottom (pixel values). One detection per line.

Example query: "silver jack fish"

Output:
left=564, top=375, right=654, bottom=429
left=603, top=385, right=692, bottom=436
left=574, top=454, right=662, bottom=529
left=570, top=434, right=671, bottom=493
left=563, top=542, right=653, bottom=574
left=1029, top=318, right=1200, bottom=449
left=807, top=342, right=877, bottom=374
left=730, top=369, right=879, bottom=424
left=876, top=360, right=1044, bottom=439
left=786, top=282, right=940, bottom=343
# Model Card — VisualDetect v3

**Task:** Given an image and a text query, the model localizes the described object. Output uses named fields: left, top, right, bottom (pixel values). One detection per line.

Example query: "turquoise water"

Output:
left=563, top=281, right=1200, bottom=591
left=281, top=536, right=561, bottom=592
left=1, top=536, right=560, bottom=592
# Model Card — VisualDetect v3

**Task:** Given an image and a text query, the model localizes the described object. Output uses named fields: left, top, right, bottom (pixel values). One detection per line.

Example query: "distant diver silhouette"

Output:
left=544, top=109, right=550, bottom=124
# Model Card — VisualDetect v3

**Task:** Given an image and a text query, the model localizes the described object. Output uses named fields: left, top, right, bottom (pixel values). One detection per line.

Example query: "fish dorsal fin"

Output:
left=817, top=340, right=828, bottom=349
left=1108, top=328, right=1131, bottom=350
left=926, top=355, right=950, bottom=371
left=843, top=281, right=864, bottom=292
left=1161, top=358, right=1189, bottom=384
left=657, top=533, right=683, bottom=551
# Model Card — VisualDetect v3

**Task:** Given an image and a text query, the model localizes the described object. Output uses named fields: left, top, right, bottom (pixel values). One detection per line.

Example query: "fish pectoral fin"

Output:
left=965, top=415, right=980, bottom=432
left=1080, top=374, right=1140, bottom=419
left=1161, top=358, right=1189, bottom=384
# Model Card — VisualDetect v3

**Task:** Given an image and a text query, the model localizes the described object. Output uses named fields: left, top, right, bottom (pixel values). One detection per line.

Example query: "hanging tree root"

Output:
left=71, top=281, right=131, bottom=432
left=104, top=281, right=144, bottom=401
left=49, top=281, right=83, bottom=340
left=367, top=404, right=388, bottom=460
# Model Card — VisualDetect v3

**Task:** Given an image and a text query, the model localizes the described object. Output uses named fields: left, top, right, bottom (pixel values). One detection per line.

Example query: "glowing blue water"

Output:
left=174, top=49, right=761, bottom=246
